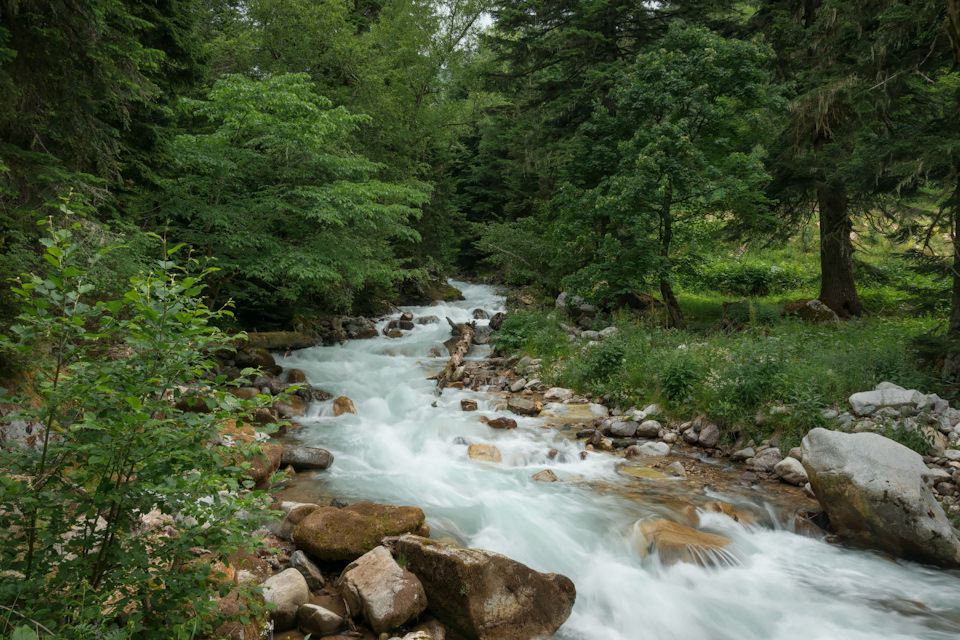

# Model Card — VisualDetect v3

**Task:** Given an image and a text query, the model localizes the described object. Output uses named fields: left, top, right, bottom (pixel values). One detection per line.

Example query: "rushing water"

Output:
left=279, top=281, right=960, bottom=640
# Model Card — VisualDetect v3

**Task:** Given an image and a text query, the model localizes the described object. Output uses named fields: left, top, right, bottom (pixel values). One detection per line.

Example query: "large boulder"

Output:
left=394, top=535, right=575, bottom=640
left=337, top=546, right=428, bottom=634
left=293, top=502, right=426, bottom=562
left=801, top=427, right=960, bottom=566
left=261, top=568, right=310, bottom=631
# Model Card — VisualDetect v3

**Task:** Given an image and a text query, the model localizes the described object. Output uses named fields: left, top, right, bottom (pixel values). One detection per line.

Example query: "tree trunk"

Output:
left=817, top=181, right=865, bottom=318
left=658, top=179, right=685, bottom=329
left=943, top=182, right=960, bottom=380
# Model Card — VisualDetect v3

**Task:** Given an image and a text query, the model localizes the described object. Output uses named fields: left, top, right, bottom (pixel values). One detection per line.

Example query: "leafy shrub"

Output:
left=0, top=221, right=274, bottom=637
left=685, top=259, right=815, bottom=296
left=492, top=309, right=568, bottom=360
left=659, top=349, right=700, bottom=403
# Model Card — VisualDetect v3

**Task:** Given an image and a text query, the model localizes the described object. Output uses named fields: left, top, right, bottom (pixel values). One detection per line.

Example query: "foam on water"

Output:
left=280, top=280, right=960, bottom=639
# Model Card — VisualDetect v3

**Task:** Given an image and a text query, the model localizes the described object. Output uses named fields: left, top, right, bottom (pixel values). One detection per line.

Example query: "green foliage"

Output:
left=166, top=73, right=428, bottom=316
left=880, top=422, right=935, bottom=456
left=658, top=350, right=701, bottom=403
left=491, top=309, right=569, bottom=361
left=0, top=220, right=274, bottom=637
left=683, top=259, right=816, bottom=297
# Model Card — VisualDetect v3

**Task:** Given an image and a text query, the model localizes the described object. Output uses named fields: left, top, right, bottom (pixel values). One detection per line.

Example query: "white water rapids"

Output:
left=279, top=281, right=960, bottom=640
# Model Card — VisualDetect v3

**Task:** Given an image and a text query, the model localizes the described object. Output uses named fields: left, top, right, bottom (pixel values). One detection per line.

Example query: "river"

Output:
left=279, top=281, right=960, bottom=640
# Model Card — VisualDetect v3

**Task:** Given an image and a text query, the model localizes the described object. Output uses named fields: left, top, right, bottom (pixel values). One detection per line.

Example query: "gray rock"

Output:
left=774, top=457, right=808, bottom=485
left=849, top=388, right=924, bottom=417
left=598, top=326, right=619, bottom=339
left=539, top=402, right=608, bottom=421
left=666, top=461, right=686, bottom=478
left=801, top=428, right=960, bottom=567
left=262, top=568, right=310, bottom=631
left=290, top=550, right=324, bottom=590
left=509, top=379, right=527, bottom=393
left=731, top=447, right=755, bottom=462
left=298, top=603, right=345, bottom=636
left=609, top=421, right=638, bottom=438
left=698, top=423, right=720, bottom=448
left=281, top=445, right=334, bottom=471
left=638, top=441, right=671, bottom=457
left=636, top=420, right=661, bottom=438
left=663, top=432, right=678, bottom=444
left=507, top=397, right=540, bottom=416
left=338, top=546, right=428, bottom=635
left=543, top=387, right=574, bottom=402
left=751, top=447, right=782, bottom=473
left=682, top=428, right=699, bottom=444
left=643, top=404, right=662, bottom=417
left=580, top=330, right=600, bottom=341
left=944, top=449, right=960, bottom=462
left=788, top=447, right=803, bottom=462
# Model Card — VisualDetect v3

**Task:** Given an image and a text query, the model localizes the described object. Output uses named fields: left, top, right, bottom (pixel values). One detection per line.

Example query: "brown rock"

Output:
left=293, top=502, right=426, bottom=561
left=232, top=442, right=284, bottom=490
left=286, top=368, right=308, bottom=384
left=333, top=396, right=357, bottom=416
left=461, top=399, right=478, bottom=411
left=394, top=535, right=576, bottom=640
left=468, top=444, right=502, bottom=463
left=702, top=501, right=756, bottom=525
left=637, top=519, right=734, bottom=567
left=507, top=398, right=540, bottom=416
left=486, top=417, right=517, bottom=430
left=532, top=470, right=558, bottom=482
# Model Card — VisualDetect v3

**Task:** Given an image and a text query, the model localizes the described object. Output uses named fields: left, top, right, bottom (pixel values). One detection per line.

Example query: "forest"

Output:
left=4, top=0, right=960, bottom=638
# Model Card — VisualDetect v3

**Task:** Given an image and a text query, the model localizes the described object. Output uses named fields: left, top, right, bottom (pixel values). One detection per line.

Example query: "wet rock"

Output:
left=472, top=309, right=490, bottom=320
left=468, top=444, right=502, bottom=463
left=417, top=316, right=441, bottom=325
left=507, top=398, right=540, bottom=416
left=338, top=546, right=428, bottom=635
left=298, top=603, right=344, bottom=636
left=281, top=445, right=334, bottom=471
left=262, top=568, right=310, bottom=631
left=290, top=550, right=324, bottom=590
left=395, top=535, right=576, bottom=640
left=293, top=502, right=426, bottom=562
left=774, top=457, right=808, bottom=486
left=532, top=469, right=558, bottom=482
left=385, top=329, right=404, bottom=339
left=461, top=399, right=478, bottom=412
left=286, top=368, right=308, bottom=384
left=802, top=427, right=960, bottom=566
left=702, top=501, right=756, bottom=524
left=399, top=320, right=416, bottom=330
left=698, top=422, right=720, bottom=448
left=666, top=461, right=686, bottom=479
left=485, top=417, right=517, bottom=430
left=637, top=519, right=734, bottom=567
left=731, top=447, right=755, bottom=462
left=333, top=396, right=357, bottom=416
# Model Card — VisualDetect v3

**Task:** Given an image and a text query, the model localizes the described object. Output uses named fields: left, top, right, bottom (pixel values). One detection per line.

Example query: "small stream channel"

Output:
left=278, top=281, right=960, bottom=640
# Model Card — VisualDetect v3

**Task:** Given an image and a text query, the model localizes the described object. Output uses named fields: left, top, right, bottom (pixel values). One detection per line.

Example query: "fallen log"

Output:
left=435, top=318, right=475, bottom=394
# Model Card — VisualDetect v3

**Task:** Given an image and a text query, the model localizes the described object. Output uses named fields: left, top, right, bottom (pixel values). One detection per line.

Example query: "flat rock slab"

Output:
left=293, top=502, right=426, bottom=562
left=637, top=519, right=734, bottom=567
left=802, top=427, right=960, bottom=566
left=394, top=535, right=575, bottom=640
left=848, top=388, right=923, bottom=416
left=539, top=402, right=608, bottom=422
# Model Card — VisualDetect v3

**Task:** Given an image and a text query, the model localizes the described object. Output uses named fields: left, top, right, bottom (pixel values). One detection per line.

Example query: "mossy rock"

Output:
left=293, top=502, right=426, bottom=562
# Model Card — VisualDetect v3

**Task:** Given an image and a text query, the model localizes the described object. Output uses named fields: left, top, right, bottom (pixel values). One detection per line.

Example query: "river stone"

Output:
left=338, top=546, right=427, bottom=635
left=636, top=420, right=661, bottom=438
left=637, top=519, right=734, bottom=567
left=484, top=417, right=517, bottom=430
left=698, top=422, right=720, bottom=448
left=750, top=447, right=782, bottom=473
left=635, top=442, right=670, bottom=457
left=293, top=502, right=426, bottom=562
left=298, top=603, right=344, bottom=636
left=731, top=447, right=755, bottom=462
left=468, top=444, right=502, bottom=463
left=333, top=396, right=358, bottom=416
left=281, top=445, right=334, bottom=471
left=262, top=568, right=309, bottom=631
left=273, top=503, right=321, bottom=540
left=507, top=398, right=540, bottom=415
left=609, top=421, right=638, bottom=437
left=236, top=442, right=284, bottom=490
left=539, top=402, right=607, bottom=422
left=532, top=469, right=558, bottom=482
left=543, top=387, right=574, bottom=402
left=774, top=457, right=808, bottom=486
left=394, top=535, right=576, bottom=640
left=286, top=368, right=308, bottom=384
left=801, top=427, right=960, bottom=566
left=509, top=378, right=527, bottom=393
left=848, top=388, right=924, bottom=417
